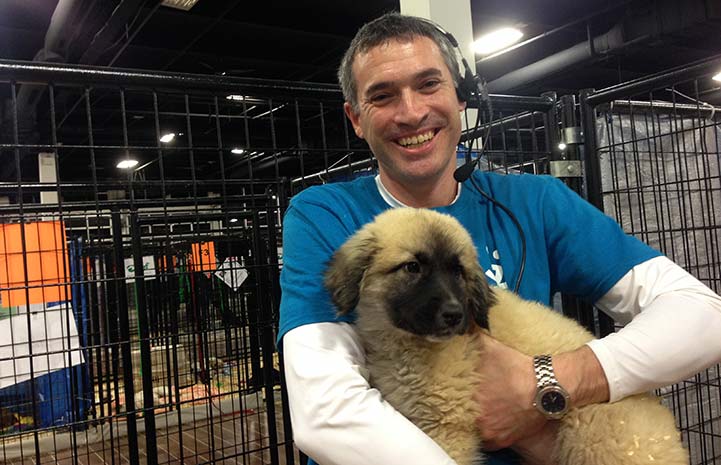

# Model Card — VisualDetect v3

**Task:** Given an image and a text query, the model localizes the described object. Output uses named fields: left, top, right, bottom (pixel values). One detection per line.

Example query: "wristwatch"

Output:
left=532, top=354, right=571, bottom=420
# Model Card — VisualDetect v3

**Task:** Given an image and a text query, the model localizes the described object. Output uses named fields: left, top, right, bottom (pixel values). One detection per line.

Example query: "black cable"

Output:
left=469, top=175, right=527, bottom=293
left=454, top=70, right=526, bottom=292
left=431, top=22, right=527, bottom=293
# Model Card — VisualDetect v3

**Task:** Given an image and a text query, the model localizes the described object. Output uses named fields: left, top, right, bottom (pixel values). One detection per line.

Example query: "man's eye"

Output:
left=370, top=94, right=390, bottom=104
left=403, top=261, right=421, bottom=273
left=421, top=80, right=441, bottom=89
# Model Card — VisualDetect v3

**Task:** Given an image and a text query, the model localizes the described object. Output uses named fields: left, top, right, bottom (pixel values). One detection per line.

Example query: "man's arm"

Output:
left=475, top=255, right=721, bottom=452
left=283, top=322, right=458, bottom=465
left=586, top=255, right=721, bottom=401
left=278, top=197, right=455, bottom=464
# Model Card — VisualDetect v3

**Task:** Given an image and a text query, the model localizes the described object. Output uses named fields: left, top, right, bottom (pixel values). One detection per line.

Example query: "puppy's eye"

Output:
left=453, top=264, right=464, bottom=277
left=403, top=261, right=421, bottom=273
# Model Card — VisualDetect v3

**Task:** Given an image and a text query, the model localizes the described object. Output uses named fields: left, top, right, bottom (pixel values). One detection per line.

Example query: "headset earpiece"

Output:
left=429, top=21, right=477, bottom=103
left=456, top=70, right=477, bottom=102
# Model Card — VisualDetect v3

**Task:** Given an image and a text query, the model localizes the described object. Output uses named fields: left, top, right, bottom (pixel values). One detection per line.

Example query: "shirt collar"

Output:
left=374, top=175, right=462, bottom=208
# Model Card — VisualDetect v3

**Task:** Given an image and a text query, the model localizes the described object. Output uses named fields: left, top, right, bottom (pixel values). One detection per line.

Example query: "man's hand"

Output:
left=474, top=335, right=610, bottom=453
left=474, top=336, right=546, bottom=450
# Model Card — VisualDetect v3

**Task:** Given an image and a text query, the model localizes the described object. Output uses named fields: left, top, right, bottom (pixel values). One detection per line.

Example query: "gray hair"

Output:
left=338, top=12, right=463, bottom=113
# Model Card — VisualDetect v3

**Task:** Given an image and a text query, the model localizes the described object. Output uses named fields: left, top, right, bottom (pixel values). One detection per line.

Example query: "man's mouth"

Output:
left=396, top=130, right=437, bottom=148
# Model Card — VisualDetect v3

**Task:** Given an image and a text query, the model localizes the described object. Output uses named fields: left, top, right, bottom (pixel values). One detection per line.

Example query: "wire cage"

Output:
left=581, top=55, right=721, bottom=465
left=0, top=59, right=349, bottom=465
left=1, top=52, right=720, bottom=465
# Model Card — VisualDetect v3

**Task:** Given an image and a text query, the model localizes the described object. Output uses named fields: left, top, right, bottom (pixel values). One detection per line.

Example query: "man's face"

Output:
left=344, top=36, right=466, bottom=186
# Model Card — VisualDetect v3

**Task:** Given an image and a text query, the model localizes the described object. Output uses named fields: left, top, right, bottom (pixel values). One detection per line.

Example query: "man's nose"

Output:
left=394, top=89, right=428, bottom=126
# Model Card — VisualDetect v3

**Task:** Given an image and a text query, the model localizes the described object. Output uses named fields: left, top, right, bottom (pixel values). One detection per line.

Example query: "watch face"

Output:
left=541, top=389, right=567, bottom=413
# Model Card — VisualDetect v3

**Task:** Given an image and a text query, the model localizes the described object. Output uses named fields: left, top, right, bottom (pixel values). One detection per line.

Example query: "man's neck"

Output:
left=378, top=171, right=459, bottom=208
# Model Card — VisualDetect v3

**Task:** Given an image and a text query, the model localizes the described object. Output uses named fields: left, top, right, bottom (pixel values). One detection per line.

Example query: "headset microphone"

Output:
left=431, top=18, right=527, bottom=292
left=453, top=158, right=478, bottom=182
left=436, top=28, right=492, bottom=184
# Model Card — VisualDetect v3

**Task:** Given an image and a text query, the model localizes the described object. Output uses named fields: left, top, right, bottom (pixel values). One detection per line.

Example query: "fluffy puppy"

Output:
left=324, top=208, right=687, bottom=465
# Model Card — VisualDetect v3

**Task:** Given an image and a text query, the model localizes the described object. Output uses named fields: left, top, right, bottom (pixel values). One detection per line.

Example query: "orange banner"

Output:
left=191, top=241, right=216, bottom=272
left=0, top=221, right=70, bottom=307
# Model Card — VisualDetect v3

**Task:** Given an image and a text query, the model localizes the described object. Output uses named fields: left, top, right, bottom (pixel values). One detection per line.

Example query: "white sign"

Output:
left=124, top=256, right=156, bottom=281
left=0, top=302, right=84, bottom=389
left=214, top=257, right=249, bottom=291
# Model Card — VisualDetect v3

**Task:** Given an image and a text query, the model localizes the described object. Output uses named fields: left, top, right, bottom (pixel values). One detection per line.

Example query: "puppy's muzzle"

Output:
left=438, top=300, right=465, bottom=330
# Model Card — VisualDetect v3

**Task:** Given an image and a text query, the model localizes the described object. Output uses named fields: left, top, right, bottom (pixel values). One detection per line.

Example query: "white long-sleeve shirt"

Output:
left=283, top=256, right=721, bottom=465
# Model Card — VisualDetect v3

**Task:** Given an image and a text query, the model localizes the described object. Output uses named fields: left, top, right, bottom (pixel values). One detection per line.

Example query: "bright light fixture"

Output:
left=713, top=72, right=721, bottom=82
left=473, top=27, right=524, bottom=55
left=161, top=0, right=200, bottom=11
left=226, top=95, right=247, bottom=101
left=558, top=142, right=567, bottom=151
left=231, top=148, right=245, bottom=155
left=117, top=159, right=139, bottom=169
left=229, top=218, right=239, bottom=223
left=159, top=133, right=175, bottom=143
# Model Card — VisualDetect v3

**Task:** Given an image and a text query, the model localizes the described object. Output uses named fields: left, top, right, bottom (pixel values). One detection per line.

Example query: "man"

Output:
left=278, top=12, right=721, bottom=465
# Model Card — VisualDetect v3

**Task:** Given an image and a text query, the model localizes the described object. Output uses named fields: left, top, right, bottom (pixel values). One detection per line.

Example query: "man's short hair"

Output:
left=338, top=12, right=463, bottom=113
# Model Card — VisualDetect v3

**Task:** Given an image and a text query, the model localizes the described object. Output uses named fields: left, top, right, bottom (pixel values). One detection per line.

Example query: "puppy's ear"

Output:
left=324, top=230, right=378, bottom=315
left=468, top=270, right=496, bottom=329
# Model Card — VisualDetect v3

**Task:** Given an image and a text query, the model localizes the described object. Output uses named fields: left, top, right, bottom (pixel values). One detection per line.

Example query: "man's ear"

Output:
left=343, top=102, right=364, bottom=139
left=324, top=229, right=377, bottom=315
left=467, top=270, right=495, bottom=329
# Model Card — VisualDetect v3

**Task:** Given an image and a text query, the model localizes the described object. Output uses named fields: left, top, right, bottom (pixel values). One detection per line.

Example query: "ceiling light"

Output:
left=229, top=218, right=239, bottom=223
left=713, top=72, right=721, bottom=82
left=226, top=95, right=248, bottom=101
left=558, top=142, right=567, bottom=151
left=161, top=0, right=200, bottom=11
left=159, top=133, right=175, bottom=143
left=473, top=28, right=524, bottom=55
left=231, top=148, right=245, bottom=155
left=117, top=159, right=139, bottom=169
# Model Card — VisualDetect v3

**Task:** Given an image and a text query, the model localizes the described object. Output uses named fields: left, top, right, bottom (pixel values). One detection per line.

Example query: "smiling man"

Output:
left=344, top=35, right=465, bottom=207
left=278, top=12, right=721, bottom=465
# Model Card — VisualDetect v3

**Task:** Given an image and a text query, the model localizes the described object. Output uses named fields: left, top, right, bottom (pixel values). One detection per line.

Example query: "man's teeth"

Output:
left=398, top=130, right=435, bottom=147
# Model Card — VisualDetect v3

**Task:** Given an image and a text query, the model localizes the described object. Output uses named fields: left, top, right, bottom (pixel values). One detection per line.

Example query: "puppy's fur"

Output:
left=325, top=208, right=687, bottom=465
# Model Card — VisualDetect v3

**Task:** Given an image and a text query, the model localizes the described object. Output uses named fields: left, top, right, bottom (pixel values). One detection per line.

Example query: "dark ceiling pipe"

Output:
left=487, top=21, right=626, bottom=94
left=34, top=0, right=85, bottom=63
left=10, top=0, right=84, bottom=125
left=1, top=0, right=88, bottom=180
left=486, top=0, right=715, bottom=94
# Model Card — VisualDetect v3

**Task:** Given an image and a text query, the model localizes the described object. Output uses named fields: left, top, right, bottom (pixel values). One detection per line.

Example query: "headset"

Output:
left=422, top=18, right=527, bottom=293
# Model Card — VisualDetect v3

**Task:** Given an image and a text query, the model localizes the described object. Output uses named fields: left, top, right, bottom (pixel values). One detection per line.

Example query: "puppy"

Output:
left=324, top=208, right=687, bottom=465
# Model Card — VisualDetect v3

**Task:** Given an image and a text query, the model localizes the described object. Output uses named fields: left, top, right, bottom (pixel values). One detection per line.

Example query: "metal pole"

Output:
left=111, top=210, right=140, bottom=465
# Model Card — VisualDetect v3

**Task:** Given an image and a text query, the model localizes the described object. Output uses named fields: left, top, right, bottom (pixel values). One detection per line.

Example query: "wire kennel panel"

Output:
left=460, top=93, right=558, bottom=175
left=582, top=55, right=721, bottom=465
left=0, top=59, right=348, bottom=465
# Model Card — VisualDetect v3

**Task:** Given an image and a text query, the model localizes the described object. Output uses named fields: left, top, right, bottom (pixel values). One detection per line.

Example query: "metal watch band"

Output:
left=533, top=354, right=559, bottom=388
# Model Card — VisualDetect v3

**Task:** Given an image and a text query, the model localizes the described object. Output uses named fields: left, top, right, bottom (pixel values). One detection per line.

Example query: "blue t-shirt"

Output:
left=278, top=171, right=660, bottom=465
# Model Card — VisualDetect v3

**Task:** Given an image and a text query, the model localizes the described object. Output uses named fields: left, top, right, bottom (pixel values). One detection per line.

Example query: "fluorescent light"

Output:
left=229, top=218, right=239, bottom=223
left=159, top=133, right=175, bottom=143
left=161, top=0, right=200, bottom=11
left=226, top=95, right=247, bottom=101
left=231, top=148, right=245, bottom=155
left=473, top=28, right=524, bottom=55
left=713, top=72, right=721, bottom=82
left=117, top=159, right=139, bottom=169
left=558, top=142, right=567, bottom=151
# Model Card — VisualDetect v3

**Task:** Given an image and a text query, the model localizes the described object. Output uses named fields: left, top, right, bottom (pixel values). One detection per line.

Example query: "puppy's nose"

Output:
left=439, top=302, right=464, bottom=328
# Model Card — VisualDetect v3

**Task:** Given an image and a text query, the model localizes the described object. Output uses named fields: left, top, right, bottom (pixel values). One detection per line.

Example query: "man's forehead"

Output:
left=352, top=36, right=448, bottom=86
left=356, top=35, right=441, bottom=61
